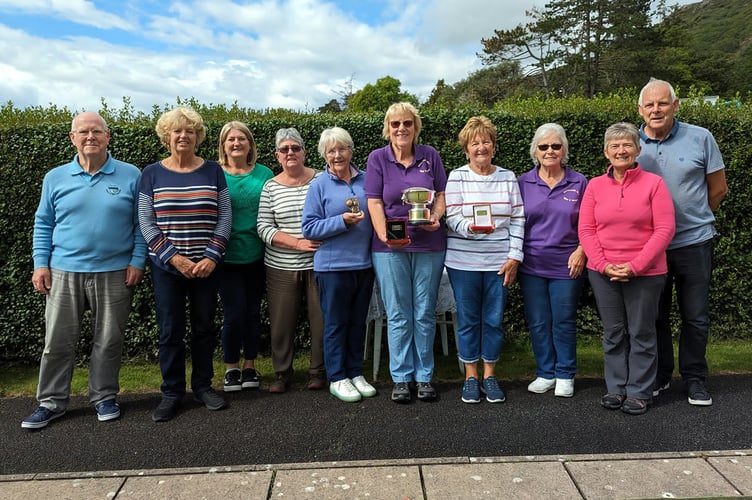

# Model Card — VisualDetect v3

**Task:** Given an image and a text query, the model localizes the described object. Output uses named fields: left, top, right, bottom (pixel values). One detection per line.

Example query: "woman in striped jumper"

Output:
left=257, top=128, right=325, bottom=394
left=138, top=106, right=232, bottom=422
left=445, top=116, right=525, bottom=405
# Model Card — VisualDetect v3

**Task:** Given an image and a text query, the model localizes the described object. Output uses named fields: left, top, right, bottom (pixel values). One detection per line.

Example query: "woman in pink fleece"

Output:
left=579, top=122, right=675, bottom=416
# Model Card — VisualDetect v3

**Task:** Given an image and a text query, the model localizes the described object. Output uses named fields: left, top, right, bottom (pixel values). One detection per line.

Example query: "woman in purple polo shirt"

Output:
left=518, top=123, right=588, bottom=398
left=365, top=102, right=447, bottom=404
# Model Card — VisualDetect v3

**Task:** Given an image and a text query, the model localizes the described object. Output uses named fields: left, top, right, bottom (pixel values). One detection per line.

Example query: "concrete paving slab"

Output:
left=423, top=462, right=582, bottom=499
left=708, top=455, right=752, bottom=495
left=272, top=465, right=422, bottom=499
left=115, top=471, right=272, bottom=498
left=0, top=477, right=124, bottom=500
left=566, top=457, right=742, bottom=499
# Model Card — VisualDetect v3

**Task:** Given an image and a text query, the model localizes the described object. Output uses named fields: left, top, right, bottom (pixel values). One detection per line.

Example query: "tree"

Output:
left=317, top=99, right=342, bottom=114
left=479, top=7, right=558, bottom=95
left=480, top=0, right=658, bottom=97
left=346, top=76, right=418, bottom=113
left=428, top=62, right=527, bottom=108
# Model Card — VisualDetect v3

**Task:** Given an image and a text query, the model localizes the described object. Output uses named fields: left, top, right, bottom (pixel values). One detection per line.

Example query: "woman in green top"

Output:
left=217, top=121, right=274, bottom=392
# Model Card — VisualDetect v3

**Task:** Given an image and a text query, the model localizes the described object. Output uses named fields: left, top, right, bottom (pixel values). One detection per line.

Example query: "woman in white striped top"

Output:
left=257, top=128, right=325, bottom=394
left=444, top=116, right=525, bottom=405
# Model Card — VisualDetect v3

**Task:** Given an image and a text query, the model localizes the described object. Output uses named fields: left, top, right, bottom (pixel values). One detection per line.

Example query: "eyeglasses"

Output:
left=537, top=143, right=563, bottom=151
left=389, top=120, right=413, bottom=129
left=278, top=145, right=303, bottom=154
left=73, top=129, right=106, bottom=136
left=325, top=147, right=351, bottom=157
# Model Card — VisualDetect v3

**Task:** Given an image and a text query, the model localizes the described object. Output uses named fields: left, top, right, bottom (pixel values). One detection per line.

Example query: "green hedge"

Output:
left=1, top=98, right=749, bottom=363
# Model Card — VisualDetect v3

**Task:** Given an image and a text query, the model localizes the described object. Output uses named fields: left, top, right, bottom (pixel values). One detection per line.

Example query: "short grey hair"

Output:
left=317, top=127, right=354, bottom=158
left=529, top=123, right=569, bottom=165
left=603, top=122, right=640, bottom=151
left=275, top=127, right=305, bottom=150
left=638, top=78, right=677, bottom=106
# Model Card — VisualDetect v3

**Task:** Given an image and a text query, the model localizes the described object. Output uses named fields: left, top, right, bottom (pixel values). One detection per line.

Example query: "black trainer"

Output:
left=194, top=388, right=227, bottom=411
left=152, top=398, right=180, bottom=422
left=391, top=382, right=410, bottom=403
left=224, top=368, right=242, bottom=392
left=416, top=382, right=437, bottom=401
left=241, top=368, right=260, bottom=389
left=652, top=379, right=670, bottom=397
left=687, top=379, right=713, bottom=406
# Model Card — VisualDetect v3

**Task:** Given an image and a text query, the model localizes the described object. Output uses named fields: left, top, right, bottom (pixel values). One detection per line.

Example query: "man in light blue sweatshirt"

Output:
left=22, top=112, right=147, bottom=429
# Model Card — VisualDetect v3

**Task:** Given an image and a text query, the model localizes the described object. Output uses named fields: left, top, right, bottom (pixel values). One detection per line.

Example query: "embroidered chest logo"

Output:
left=562, top=188, right=580, bottom=202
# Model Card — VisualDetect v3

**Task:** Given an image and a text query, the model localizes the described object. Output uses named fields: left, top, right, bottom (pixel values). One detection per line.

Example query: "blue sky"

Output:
left=0, top=0, right=699, bottom=113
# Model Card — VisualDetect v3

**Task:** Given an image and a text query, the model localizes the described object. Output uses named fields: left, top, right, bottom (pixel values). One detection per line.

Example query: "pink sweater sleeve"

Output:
left=578, top=180, right=610, bottom=274
left=628, top=178, right=675, bottom=276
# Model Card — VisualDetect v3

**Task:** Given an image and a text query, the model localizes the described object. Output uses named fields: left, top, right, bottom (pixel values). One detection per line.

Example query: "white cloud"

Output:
left=0, top=0, right=134, bottom=30
left=0, top=0, right=704, bottom=113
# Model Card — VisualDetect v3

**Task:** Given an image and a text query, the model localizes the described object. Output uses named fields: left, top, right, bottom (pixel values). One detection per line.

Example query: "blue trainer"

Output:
left=481, top=376, right=506, bottom=403
left=21, top=406, right=66, bottom=429
left=461, top=377, right=481, bottom=403
left=95, top=399, right=121, bottom=422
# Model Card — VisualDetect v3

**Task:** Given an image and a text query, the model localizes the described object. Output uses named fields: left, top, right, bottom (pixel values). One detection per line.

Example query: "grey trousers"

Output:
left=588, top=271, right=666, bottom=400
left=265, top=266, right=325, bottom=377
left=37, top=269, right=133, bottom=411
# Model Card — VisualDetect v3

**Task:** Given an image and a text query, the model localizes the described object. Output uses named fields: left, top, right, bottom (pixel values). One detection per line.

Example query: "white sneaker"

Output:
left=351, top=375, right=377, bottom=397
left=527, top=377, right=556, bottom=394
left=554, top=378, right=574, bottom=397
left=330, top=379, right=362, bottom=402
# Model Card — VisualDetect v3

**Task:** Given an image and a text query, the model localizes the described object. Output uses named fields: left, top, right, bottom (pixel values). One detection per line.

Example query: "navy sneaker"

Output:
left=194, top=388, right=227, bottom=411
left=461, top=377, right=481, bottom=403
left=241, top=368, right=260, bottom=389
left=152, top=398, right=180, bottom=422
left=687, top=379, right=713, bottom=406
left=95, top=399, right=121, bottom=422
left=223, top=368, right=242, bottom=392
left=481, top=377, right=506, bottom=403
left=652, top=379, right=670, bottom=397
left=21, top=406, right=65, bottom=429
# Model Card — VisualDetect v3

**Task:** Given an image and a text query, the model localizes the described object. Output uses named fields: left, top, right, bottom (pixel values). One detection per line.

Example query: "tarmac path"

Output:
left=1, top=374, right=750, bottom=475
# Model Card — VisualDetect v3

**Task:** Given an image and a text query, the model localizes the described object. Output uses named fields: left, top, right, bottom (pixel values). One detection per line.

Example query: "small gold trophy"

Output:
left=345, top=197, right=361, bottom=214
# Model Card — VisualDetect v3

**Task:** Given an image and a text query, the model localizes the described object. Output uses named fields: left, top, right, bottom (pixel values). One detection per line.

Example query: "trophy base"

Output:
left=470, top=225, right=494, bottom=232
left=408, top=219, right=432, bottom=225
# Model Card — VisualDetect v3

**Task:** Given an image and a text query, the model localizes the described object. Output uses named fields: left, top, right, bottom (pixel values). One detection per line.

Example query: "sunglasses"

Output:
left=389, top=120, right=413, bottom=129
left=278, top=145, right=303, bottom=154
left=537, top=143, right=563, bottom=151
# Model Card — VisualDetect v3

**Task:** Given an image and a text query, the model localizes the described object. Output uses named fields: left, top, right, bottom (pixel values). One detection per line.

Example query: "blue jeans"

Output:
left=316, top=269, right=374, bottom=382
left=447, top=268, right=506, bottom=364
left=372, top=251, right=445, bottom=383
left=151, top=265, right=220, bottom=398
left=518, top=272, right=583, bottom=379
left=656, top=239, right=714, bottom=383
left=218, top=260, right=265, bottom=364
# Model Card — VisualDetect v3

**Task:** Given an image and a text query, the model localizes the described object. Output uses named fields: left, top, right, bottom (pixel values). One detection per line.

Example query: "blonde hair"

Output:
left=381, top=102, right=422, bottom=143
left=218, top=121, right=257, bottom=166
left=155, top=106, right=206, bottom=150
left=458, top=116, right=497, bottom=152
